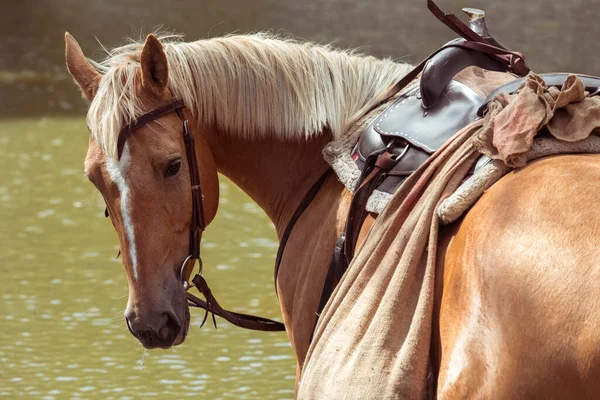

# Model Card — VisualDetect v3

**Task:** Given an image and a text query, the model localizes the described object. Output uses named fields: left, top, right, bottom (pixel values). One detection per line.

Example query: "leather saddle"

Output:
left=352, top=6, right=600, bottom=201
left=353, top=68, right=600, bottom=198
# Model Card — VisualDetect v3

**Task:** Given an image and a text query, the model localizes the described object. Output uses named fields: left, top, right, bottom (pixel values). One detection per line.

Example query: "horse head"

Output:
left=65, top=33, right=219, bottom=349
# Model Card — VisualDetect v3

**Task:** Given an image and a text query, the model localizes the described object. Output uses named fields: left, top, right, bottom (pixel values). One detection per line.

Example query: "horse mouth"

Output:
left=173, top=305, right=191, bottom=347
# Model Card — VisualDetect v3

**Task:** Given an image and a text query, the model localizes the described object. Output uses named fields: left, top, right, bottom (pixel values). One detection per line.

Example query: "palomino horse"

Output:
left=66, top=32, right=600, bottom=397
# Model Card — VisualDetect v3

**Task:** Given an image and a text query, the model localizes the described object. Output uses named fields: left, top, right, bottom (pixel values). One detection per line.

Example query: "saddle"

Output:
left=314, top=1, right=600, bottom=324
left=353, top=71, right=600, bottom=201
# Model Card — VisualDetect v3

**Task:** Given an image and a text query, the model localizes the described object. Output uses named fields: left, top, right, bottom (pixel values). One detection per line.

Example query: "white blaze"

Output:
left=106, top=145, right=138, bottom=280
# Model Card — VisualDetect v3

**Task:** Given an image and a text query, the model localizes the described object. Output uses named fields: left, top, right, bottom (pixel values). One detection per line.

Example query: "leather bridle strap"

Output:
left=273, top=168, right=332, bottom=295
left=116, top=99, right=205, bottom=260
left=187, top=274, right=286, bottom=331
left=189, top=168, right=330, bottom=332
left=188, top=168, right=331, bottom=332
left=117, top=99, right=186, bottom=159
left=176, top=107, right=206, bottom=258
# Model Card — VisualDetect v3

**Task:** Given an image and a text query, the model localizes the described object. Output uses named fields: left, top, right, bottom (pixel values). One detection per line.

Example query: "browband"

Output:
left=117, top=99, right=186, bottom=159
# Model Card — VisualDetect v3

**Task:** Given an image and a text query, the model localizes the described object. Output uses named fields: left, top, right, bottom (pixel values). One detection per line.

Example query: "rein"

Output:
left=115, top=97, right=330, bottom=333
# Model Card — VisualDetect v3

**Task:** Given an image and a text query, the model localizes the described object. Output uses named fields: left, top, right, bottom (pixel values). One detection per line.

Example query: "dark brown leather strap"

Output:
left=318, top=235, right=346, bottom=314
left=186, top=169, right=331, bottom=332
left=343, top=152, right=399, bottom=265
left=177, top=108, right=206, bottom=258
left=187, top=274, right=285, bottom=331
left=186, top=169, right=330, bottom=332
left=457, top=41, right=529, bottom=76
left=273, top=168, right=331, bottom=294
left=117, top=99, right=185, bottom=159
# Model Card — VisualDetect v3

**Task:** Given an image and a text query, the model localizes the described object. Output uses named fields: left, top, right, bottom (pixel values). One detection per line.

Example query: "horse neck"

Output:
left=204, top=129, right=333, bottom=235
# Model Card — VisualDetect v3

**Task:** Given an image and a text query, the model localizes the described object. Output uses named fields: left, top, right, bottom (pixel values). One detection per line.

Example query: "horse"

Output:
left=65, top=31, right=600, bottom=397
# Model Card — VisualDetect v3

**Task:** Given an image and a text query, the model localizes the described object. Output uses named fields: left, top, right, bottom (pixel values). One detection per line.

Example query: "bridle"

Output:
left=117, top=98, right=205, bottom=267
left=117, top=98, right=205, bottom=290
left=115, top=96, right=287, bottom=331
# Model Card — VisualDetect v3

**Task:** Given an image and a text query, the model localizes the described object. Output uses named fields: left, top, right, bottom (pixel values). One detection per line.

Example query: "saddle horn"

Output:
left=463, top=7, right=507, bottom=50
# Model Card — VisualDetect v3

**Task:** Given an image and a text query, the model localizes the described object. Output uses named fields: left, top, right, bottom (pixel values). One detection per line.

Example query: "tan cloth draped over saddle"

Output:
left=297, top=74, right=600, bottom=399
left=474, top=74, right=600, bottom=167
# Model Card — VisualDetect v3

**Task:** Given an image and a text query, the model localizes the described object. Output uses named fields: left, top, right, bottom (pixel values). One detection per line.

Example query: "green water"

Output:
left=0, top=118, right=295, bottom=398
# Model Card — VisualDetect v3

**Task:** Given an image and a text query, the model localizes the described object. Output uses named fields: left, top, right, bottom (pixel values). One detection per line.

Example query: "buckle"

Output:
left=391, top=143, right=410, bottom=161
left=383, top=140, right=410, bottom=161
left=183, top=120, right=193, bottom=140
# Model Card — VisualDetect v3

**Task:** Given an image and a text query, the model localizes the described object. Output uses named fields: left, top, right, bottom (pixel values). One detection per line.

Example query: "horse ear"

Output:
left=140, top=34, right=169, bottom=95
left=65, top=32, right=101, bottom=101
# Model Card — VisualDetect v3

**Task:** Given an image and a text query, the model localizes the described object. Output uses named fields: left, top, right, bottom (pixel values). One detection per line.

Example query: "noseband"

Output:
left=115, top=97, right=285, bottom=332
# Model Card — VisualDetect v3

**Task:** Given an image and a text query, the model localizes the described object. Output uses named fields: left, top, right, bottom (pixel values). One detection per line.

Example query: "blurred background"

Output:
left=0, top=0, right=598, bottom=398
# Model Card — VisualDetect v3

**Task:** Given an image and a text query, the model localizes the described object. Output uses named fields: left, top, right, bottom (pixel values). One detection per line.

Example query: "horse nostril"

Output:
left=158, top=325, right=170, bottom=340
left=158, top=312, right=181, bottom=341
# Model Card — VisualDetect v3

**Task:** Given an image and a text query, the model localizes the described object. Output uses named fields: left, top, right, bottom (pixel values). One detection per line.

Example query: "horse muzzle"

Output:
left=125, top=305, right=190, bottom=349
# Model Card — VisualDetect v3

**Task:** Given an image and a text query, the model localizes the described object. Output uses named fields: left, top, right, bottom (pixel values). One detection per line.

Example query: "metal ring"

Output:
left=180, top=255, right=193, bottom=290
left=180, top=255, right=204, bottom=291
left=391, top=144, right=410, bottom=161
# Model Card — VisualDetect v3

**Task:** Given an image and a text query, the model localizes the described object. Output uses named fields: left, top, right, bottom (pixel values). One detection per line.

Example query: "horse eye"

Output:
left=165, top=159, right=182, bottom=177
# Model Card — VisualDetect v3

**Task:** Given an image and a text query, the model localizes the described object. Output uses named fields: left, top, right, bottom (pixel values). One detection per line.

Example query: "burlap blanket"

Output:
left=298, top=73, right=600, bottom=399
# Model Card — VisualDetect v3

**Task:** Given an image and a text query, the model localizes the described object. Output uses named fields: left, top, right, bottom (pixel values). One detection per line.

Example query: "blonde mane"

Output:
left=88, top=33, right=412, bottom=159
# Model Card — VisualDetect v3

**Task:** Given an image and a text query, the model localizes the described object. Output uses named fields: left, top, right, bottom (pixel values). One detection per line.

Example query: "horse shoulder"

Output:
left=436, top=154, right=600, bottom=398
